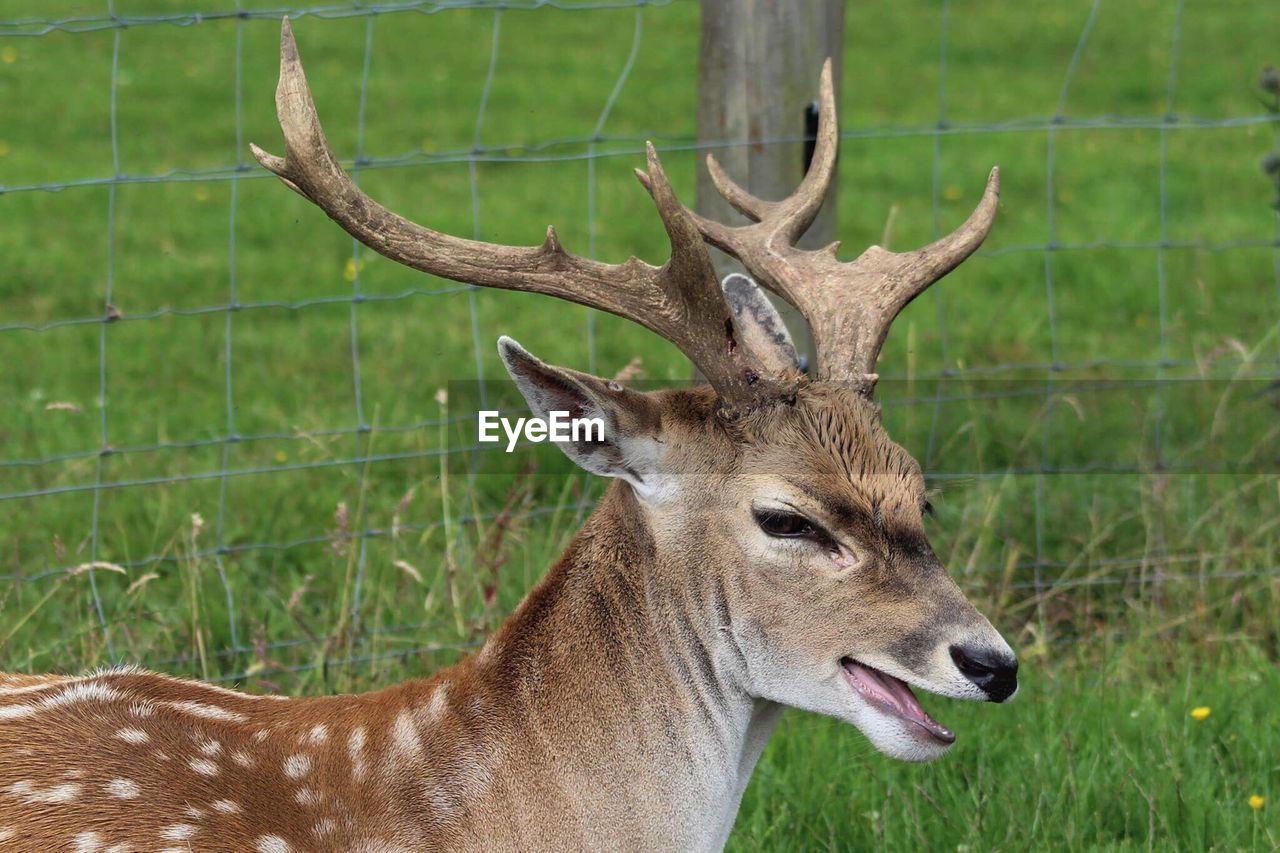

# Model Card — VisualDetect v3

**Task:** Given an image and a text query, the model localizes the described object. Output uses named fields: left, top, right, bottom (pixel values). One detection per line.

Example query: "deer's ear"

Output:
left=722, top=273, right=802, bottom=373
left=497, top=337, right=668, bottom=498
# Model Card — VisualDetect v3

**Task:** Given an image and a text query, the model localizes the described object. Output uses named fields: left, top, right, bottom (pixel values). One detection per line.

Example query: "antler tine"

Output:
left=663, top=56, right=999, bottom=395
left=639, top=143, right=718, bottom=300
left=806, top=167, right=1000, bottom=387
left=703, top=58, right=839, bottom=241
left=641, top=57, right=841, bottom=315
left=771, top=57, right=840, bottom=242
left=632, top=148, right=804, bottom=394
left=251, top=18, right=784, bottom=410
left=887, top=166, right=1000, bottom=291
left=703, top=155, right=776, bottom=223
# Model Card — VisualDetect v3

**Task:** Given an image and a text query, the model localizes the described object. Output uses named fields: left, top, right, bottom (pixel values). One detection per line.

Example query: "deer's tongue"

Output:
left=841, top=658, right=955, bottom=744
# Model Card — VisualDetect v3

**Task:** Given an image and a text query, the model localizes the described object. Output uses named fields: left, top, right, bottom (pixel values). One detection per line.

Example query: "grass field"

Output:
left=2, top=0, right=1279, bottom=848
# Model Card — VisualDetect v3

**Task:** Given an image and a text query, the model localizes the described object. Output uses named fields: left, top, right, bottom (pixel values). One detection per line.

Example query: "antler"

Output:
left=250, top=19, right=792, bottom=410
left=643, top=58, right=1000, bottom=394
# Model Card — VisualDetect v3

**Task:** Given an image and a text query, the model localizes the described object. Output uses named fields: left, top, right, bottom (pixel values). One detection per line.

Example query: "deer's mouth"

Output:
left=840, top=657, right=956, bottom=745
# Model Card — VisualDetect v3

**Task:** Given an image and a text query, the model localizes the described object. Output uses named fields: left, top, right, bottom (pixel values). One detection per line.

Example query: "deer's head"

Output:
left=253, top=20, right=1016, bottom=763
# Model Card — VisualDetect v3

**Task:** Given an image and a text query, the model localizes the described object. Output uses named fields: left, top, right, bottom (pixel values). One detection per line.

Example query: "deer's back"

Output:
left=0, top=667, right=460, bottom=852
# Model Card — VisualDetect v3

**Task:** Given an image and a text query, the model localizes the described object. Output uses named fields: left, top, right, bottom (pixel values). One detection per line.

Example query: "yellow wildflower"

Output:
left=343, top=257, right=365, bottom=282
left=0, top=141, right=10, bottom=157
left=1249, top=794, right=1265, bottom=810
left=1, top=47, right=16, bottom=64
left=1190, top=706, right=1211, bottom=721
left=274, top=450, right=288, bottom=464
left=193, top=186, right=210, bottom=203
left=942, top=185, right=962, bottom=201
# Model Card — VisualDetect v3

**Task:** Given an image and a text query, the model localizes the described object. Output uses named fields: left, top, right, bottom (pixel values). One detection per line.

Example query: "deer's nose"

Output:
left=949, top=644, right=1018, bottom=702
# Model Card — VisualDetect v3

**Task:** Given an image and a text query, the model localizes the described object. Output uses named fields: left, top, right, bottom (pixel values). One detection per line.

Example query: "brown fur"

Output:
left=0, top=383, right=1009, bottom=851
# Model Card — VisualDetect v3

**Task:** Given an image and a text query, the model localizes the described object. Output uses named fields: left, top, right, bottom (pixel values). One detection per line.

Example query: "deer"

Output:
left=0, top=19, right=1017, bottom=853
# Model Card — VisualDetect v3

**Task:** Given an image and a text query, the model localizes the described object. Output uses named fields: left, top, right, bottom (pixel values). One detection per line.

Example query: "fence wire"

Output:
left=2, top=0, right=1278, bottom=686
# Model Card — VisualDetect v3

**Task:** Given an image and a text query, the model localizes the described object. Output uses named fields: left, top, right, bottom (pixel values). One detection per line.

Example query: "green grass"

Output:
left=2, top=0, right=1279, bottom=848
left=735, top=645, right=1279, bottom=851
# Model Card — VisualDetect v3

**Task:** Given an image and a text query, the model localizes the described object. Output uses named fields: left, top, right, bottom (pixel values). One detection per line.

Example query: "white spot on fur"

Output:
left=115, top=727, right=149, bottom=744
left=73, top=831, right=101, bottom=852
left=454, top=741, right=499, bottom=802
left=47, top=681, right=123, bottom=708
left=212, top=799, right=241, bottom=814
left=198, top=739, right=222, bottom=757
left=159, top=824, right=197, bottom=841
left=312, top=817, right=336, bottom=838
left=64, top=768, right=86, bottom=779
left=425, top=785, right=455, bottom=822
left=306, top=724, right=328, bottom=744
left=43, top=782, right=82, bottom=803
left=106, top=778, right=141, bottom=799
left=189, top=758, right=218, bottom=776
left=12, top=781, right=81, bottom=803
left=0, top=827, right=13, bottom=842
left=392, top=710, right=422, bottom=757
left=0, top=680, right=127, bottom=721
left=129, top=702, right=155, bottom=717
left=256, top=836, right=290, bottom=853
left=105, top=845, right=131, bottom=853
left=0, top=679, right=67, bottom=696
left=349, top=725, right=367, bottom=780
left=165, top=700, right=246, bottom=722
left=284, top=753, right=311, bottom=780
left=252, top=729, right=269, bottom=743
left=293, top=787, right=320, bottom=806
left=231, top=749, right=254, bottom=768
left=426, top=684, right=449, bottom=719
left=184, top=806, right=205, bottom=820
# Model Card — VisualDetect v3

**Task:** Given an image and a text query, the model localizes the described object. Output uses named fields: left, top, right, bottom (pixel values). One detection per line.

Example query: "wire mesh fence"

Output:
left=2, top=0, right=1278, bottom=689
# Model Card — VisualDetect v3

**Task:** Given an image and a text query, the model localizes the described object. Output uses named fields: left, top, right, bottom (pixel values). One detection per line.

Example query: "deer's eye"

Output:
left=754, top=508, right=819, bottom=539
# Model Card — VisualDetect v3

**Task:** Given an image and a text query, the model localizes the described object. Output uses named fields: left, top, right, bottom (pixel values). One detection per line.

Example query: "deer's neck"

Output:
left=403, top=482, right=776, bottom=849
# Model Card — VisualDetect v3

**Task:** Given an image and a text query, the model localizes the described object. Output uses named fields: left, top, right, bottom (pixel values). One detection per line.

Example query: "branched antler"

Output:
left=642, top=59, right=1000, bottom=394
left=253, top=22, right=995, bottom=407
left=251, top=19, right=793, bottom=410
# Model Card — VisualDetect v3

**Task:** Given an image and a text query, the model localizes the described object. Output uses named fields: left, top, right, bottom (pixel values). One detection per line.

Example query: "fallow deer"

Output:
left=0, top=20, right=1017, bottom=852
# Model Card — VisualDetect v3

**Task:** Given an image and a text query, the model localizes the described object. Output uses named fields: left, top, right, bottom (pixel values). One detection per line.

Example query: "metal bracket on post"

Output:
left=804, top=99, right=821, bottom=176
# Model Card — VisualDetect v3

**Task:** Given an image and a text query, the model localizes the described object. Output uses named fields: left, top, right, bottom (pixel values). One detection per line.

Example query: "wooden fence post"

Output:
left=698, top=0, right=845, bottom=372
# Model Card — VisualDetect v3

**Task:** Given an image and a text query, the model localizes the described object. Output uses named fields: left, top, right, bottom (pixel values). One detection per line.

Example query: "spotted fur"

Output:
left=0, top=379, right=1014, bottom=851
